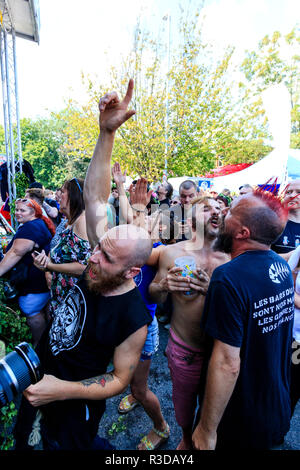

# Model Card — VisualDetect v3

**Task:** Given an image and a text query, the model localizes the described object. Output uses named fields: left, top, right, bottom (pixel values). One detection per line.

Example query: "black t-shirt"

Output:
left=38, top=279, right=152, bottom=382
left=272, top=220, right=300, bottom=253
left=16, top=280, right=151, bottom=450
left=6, top=218, right=52, bottom=295
left=159, top=198, right=171, bottom=208
left=201, top=250, right=294, bottom=449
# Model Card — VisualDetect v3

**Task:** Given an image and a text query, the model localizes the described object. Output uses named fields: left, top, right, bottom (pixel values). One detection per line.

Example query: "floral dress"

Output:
left=49, top=227, right=91, bottom=317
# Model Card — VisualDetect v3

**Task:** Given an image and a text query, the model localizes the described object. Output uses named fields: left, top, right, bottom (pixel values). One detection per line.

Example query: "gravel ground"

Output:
left=4, top=320, right=298, bottom=453
left=98, top=321, right=300, bottom=451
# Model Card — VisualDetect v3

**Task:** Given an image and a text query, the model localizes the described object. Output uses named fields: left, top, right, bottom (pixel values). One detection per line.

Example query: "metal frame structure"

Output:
left=0, top=0, right=40, bottom=230
left=0, top=5, right=19, bottom=219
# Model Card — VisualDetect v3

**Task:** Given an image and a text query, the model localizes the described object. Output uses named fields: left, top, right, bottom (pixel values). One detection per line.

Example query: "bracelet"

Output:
left=131, top=205, right=147, bottom=214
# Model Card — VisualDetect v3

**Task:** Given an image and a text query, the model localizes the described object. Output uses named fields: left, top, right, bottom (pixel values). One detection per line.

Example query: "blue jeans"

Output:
left=140, top=315, right=159, bottom=361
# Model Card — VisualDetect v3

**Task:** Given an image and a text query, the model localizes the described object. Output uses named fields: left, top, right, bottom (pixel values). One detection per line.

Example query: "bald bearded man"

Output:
left=192, top=190, right=294, bottom=450
left=14, top=80, right=153, bottom=451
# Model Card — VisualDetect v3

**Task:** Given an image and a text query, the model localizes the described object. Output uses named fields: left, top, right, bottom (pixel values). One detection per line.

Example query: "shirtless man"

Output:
left=149, top=197, right=229, bottom=450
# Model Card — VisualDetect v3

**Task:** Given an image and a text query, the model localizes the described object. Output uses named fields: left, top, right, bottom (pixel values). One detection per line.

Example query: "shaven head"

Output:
left=86, top=224, right=153, bottom=295
left=234, top=189, right=289, bottom=245
left=107, top=224, right=153, bottom=269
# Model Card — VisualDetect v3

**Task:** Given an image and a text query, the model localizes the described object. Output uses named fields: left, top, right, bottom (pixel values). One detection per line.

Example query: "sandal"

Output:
left=118, top=394, right=140, bottom=414
left=137, top=424, right=170, bottom=450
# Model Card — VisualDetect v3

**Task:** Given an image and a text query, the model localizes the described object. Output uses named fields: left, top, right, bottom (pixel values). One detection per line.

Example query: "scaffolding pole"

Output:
left=0, top=2, right=23, bottom=230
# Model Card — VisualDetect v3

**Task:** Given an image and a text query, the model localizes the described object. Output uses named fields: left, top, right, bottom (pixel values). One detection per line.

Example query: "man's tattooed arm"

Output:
left=80, top=372, right=114, bottom=388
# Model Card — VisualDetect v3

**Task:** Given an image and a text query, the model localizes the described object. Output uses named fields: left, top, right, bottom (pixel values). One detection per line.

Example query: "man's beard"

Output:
left=204, top=219, right=219, bottom=239
left=213, top=231, right=233, bottom=253
left=212, top=215, right=233, bottom=253
left=85, top=263, right=127, bottom=295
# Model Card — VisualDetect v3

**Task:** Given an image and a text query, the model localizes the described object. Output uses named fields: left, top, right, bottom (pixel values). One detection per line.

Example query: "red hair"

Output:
left=253, top=178, right=290, bottom=223
left=17, top=198, right=56, bottom=236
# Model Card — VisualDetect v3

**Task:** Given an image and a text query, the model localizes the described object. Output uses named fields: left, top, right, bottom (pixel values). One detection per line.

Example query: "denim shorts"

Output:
left=140, top=315, right=159, bottom=361
left=18, top=292, right=50, bottom=317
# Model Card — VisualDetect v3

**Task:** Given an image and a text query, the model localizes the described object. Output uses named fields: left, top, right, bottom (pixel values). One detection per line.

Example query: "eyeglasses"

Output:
left=170, top=200, right=179, bottom=205
left=70, top=178, right=83, bottom=193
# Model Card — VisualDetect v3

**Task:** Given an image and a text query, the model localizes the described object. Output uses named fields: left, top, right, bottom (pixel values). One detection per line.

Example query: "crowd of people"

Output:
left=0, top=79, right=299, bottom=451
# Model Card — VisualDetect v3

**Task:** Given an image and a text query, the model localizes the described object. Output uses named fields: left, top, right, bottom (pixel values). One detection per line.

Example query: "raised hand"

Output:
left=112, top=162, right=126, bottom=186
left=129, top=178, right=152, bottom=211
left=99, top=79, right=136, bottom=133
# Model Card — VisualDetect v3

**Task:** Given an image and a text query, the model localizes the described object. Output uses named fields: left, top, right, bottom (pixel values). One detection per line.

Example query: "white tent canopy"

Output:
left=209, top=148, right=287, bottom=193
left=166, top=176, right=198, bottom=193
left=210, top=149, right=300, bottom=193
left=168, top=149, right=300, bottom=195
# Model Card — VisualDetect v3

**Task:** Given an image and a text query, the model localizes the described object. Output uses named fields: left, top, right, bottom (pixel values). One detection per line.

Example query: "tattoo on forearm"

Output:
left=80, top=373, right=114, bottom=388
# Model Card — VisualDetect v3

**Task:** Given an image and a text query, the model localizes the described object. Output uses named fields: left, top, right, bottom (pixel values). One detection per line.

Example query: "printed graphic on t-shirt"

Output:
left=269, top=262, right=290, bottom=284
left=49, top=284, right=87, bottom=356
left=134, top=270, right=143, bottom=288
left=253, top=284, right=294, bottom=335
left=283, top=236, right=289, bottom=246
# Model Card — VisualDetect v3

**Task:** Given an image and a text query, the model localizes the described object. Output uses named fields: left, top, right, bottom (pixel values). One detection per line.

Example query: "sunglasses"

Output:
left=70, top=178, right=83, bottom=193
left=15, top=198, right=36, bottom=210
left=16, top=198, right=29, bottom=203
left=170, top=200, right=179, bottom=205
left=15, top=198, right=35, bottom=206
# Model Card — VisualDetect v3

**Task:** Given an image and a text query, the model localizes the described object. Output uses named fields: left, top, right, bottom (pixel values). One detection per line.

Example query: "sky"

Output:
left=2, top=0, right=300, bottom=122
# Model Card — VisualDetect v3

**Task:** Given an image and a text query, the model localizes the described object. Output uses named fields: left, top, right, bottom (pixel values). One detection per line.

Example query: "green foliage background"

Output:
left=0, top=280, right=31, bottom=450
left=0, top=14, right=298, bottom=186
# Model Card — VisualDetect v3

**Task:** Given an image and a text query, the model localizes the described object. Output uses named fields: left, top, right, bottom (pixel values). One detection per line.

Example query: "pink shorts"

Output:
left=166, top=328, right=205, bottom=429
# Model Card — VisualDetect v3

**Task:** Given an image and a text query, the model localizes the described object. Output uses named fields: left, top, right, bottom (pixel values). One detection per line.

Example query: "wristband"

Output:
left=131, top=205, right=147, bottom=214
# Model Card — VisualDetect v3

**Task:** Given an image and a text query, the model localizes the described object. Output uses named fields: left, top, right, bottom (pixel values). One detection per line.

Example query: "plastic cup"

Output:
left=174, top=256, right=196, bottom=296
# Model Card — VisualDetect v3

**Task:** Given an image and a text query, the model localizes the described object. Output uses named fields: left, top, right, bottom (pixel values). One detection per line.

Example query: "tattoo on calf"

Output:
left=81, top=373, right=114, bottom=388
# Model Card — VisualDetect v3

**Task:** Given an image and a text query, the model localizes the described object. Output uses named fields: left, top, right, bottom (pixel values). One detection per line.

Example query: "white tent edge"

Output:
left=168, top=149, right=300, bottom=194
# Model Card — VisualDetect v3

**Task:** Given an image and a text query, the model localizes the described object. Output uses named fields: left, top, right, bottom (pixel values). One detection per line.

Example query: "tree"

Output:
left=59, top=23, right=168, bottom=182
left=19, top=116, right=68, bottom=189
left=240, top=28, right=300, bottom=150
left=21, top=14, right=298, bottom=182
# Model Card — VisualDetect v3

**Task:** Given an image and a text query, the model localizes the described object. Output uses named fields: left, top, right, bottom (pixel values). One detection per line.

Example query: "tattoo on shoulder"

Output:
left=80, top=372, right=114, bottom=388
